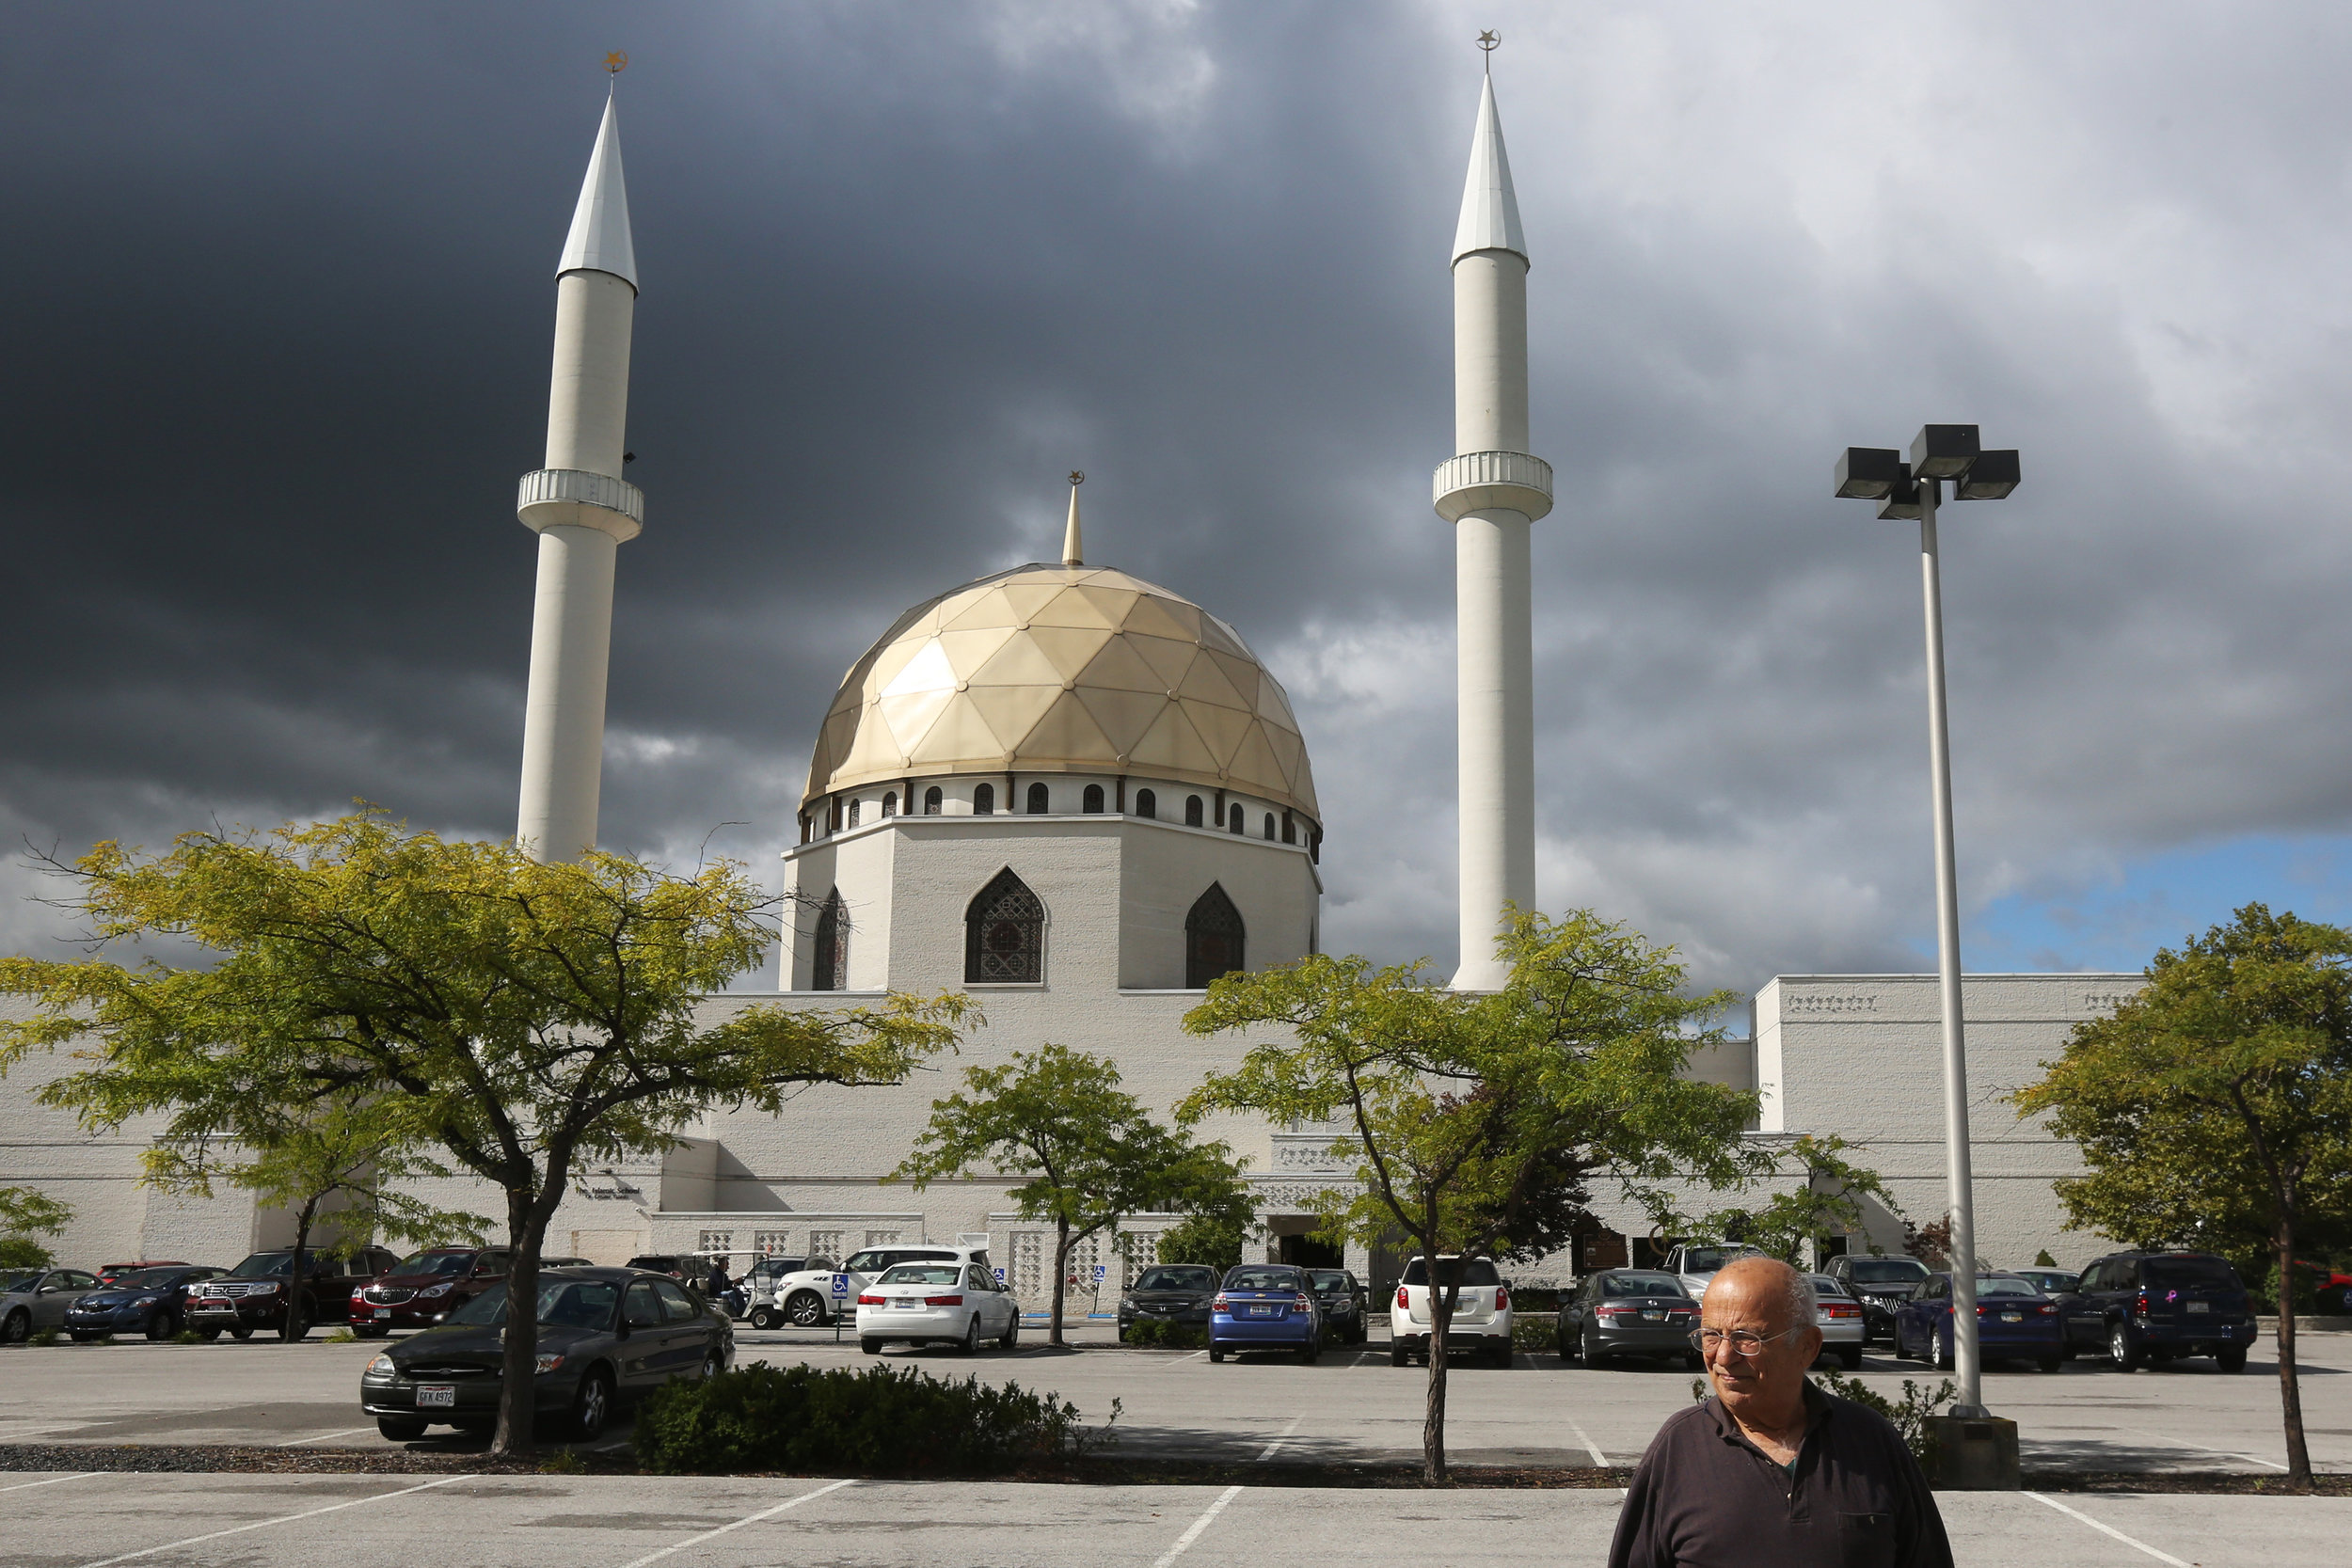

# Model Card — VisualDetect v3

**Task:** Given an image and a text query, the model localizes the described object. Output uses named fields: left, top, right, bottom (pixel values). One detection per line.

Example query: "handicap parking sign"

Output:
left=993, top=1266, right=1006, bottom=1285
left=1092, top=1264, right=1107, bottom=1283
left=831, top=1272, right=850, bottom=1299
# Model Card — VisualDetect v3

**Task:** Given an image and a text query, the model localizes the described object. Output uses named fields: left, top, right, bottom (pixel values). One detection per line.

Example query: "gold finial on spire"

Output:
left=605, top=50, right=629, bottom=74
left=1062, top=471, right=1085, bottom=567
left=1477, top=30, right=1499, bottom=73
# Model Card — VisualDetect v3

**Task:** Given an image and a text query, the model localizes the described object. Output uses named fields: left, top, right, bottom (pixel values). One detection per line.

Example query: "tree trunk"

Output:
left=492, top=1184, right=548, bottom=1457
left=2277, top=1216, right=2311, bottom=1487
left=283, top=1196, right=318, bottom=1342
left=1420, top=1232, right=1450, bottom=1483
left=1049, top=1215, right=1071, bottom=1348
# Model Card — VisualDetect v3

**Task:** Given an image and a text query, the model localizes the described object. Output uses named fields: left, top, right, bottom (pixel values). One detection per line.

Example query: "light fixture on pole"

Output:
left=1833, top=423, right=2019, bottom=1418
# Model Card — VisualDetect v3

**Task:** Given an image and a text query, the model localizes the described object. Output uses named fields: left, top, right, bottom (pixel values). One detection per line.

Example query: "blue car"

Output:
left=1893, top=1272, right=2065, bottom=1372
left=65, top=1264, right=224, bottom=1341
left=1208, top=1264, right=1322, bottom=1364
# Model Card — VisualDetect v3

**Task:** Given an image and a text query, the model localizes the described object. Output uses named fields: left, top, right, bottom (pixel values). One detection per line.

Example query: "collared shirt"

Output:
left=1607, top=1383, right=1953, bottom=1568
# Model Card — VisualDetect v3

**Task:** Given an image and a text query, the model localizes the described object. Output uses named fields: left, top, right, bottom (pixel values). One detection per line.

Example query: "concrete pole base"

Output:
left=1921, top=1414, right=2019, bottom=1489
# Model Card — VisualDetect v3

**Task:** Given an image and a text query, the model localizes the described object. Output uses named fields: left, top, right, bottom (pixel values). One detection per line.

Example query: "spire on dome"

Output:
left=1061, top=470, right=1084, bottom=566
left=557, top=93, right=638, bottom=290
left=1451, top=73, right=1526, bottom=265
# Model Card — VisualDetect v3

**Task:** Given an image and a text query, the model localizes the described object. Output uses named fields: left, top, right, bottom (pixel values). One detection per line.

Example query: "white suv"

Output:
left=764, top=1244, right=973, bottom=1327
left=1389, top=1255, right=1514, bottom=1368
left=1663, top=1243, right=1766, bottom=1304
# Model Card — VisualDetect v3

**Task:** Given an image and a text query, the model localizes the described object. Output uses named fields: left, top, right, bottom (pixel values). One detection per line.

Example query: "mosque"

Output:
left=1, top=70, right=2125, bottom=1299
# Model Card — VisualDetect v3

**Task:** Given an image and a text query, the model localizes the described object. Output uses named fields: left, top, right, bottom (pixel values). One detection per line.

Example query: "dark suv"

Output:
left=1822, top=1254, right=1933, bottom=1343
left=185, top=1247, right=400, bottom=1338
left=2063, top=1251, right=2254, bottom=1371
left=351, top=1247, right=515, bottom=1337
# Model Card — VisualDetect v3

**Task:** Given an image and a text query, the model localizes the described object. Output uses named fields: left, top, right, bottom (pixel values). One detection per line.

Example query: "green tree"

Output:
left=1179, top=909, right=1763, bottom=1481
left=890, top=1043, right=1252, bottom=1347
left=1701, top=1134, right=1900, bottom=1265
left=2011, top=903, right=2352, bottom=1489
left=0, top=1186, right=71, bottom=1269
left=1152, top=1210, right=1250, bottom=1274
left=0, top=812, right=970, bottom=1452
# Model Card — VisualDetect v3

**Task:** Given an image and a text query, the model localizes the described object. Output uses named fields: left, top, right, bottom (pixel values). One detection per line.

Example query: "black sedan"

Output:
left=1558, top=1269, right=1702, bottom=1369
left=65, top=1265, right=223, bottom=1340
left=1307, top=1268, right=1370, bottom=1345
left=1118, top=1263, right=1219, bottom=1340
left=360, top=1267, right=733, bottom=1443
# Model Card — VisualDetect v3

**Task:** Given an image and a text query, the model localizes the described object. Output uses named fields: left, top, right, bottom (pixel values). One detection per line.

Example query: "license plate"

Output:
left=893, top=1298, right=917, bottom=1309
left=2001, top=1312, right=2023, bottom=1323
left=416, top=1386, right=455, bottom=1408
left=1641, top=1310, right=1664, bottom=1321
left=373, top=1309, right=391, bottom=1319
left=1246, top=1305, right=1275, bottom=1317
left=2187, top=1301, right=2210, bottom=1314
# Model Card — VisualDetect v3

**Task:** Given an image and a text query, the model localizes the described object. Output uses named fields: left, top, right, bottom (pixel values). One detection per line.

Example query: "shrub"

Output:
left=1511, top=1314, right=1558, bottom=1350
left=323, top=1328, right=358, bottom=1343
left=28, top=1329, right=59, bottom=1347
left=171, top=1329, right=202, bottom=1344
left=634, top=1361, right=1090, bottom=1476
left=538, top=1449, right=585, bottom=1474
left=1688, top=1368, right=1956, bottom=1465
left=1153, top=1213, right=1247, bottom=1273
left=0, top=1237, right=55, bottom=1270
left=1121, top=1319, right=1206, bottom=1349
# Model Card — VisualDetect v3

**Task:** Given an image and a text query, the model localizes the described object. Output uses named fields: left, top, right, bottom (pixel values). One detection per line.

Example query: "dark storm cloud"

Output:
left=7, top=2, right=2352, bottom=990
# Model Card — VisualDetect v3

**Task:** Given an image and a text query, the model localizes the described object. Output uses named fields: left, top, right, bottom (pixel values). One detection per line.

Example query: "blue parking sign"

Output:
left=831, top=1272, right=850, bottom=1299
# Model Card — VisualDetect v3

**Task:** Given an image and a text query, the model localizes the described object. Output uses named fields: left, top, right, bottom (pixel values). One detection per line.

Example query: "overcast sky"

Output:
left=7, top=1, right=2352, bottom=996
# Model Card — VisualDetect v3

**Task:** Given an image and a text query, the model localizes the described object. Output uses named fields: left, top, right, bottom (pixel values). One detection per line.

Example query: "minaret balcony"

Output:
left=517, top=467, right=644, bottom=541
left=1433, top=450, right=1553, bottom=523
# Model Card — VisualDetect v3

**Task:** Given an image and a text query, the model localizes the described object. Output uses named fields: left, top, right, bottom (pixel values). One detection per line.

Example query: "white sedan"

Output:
left=1810, top=1274, right=1867, bottom=1370
left=857, top=1261, right=1021, bottom=1354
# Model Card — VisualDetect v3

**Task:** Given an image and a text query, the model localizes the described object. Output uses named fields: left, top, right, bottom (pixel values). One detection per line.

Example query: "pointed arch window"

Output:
left=924, top=786, right=943, bottom=816
left=1026, top=782, right=1050, bottom=815
left=812, top=888, right=849, bottom=991
left=1082, top=784, right=1104, bottom=814
left=882, top=791, right=898, bottom=818
left=1185, top=883, right=1246, bottom=989
left=973, top=783, right=995, bottom=816
left=1184, top=795, right=1204, bottom=828
left=1136, top=788, right=1156, bottom=819
left=965, top=868, right=1044, bottom=984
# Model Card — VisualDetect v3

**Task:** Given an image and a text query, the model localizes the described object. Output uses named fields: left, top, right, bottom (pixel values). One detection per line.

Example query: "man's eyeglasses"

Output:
left=1690, top=1325, right=1803, bottom=1356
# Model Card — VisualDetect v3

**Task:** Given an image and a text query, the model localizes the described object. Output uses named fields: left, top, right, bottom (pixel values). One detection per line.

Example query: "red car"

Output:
left=351, top=1247, right=515, bottom=1337
left=96, top=1260, right=187, bottom=1286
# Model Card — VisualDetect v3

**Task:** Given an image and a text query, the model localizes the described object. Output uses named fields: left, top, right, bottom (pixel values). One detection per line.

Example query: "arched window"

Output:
left=924, top=786, right=943, bottom=816
left=812, top=889, right=849, bottom=991
left=882, top=791, right=898, bottom=818
left=974, top=783, right=995, bottom=816
left=965, top=868, right=1044, bottom=984
left=1185, top=883, right=1246, bottom=989
left=848, top=800, right=862, bottom=828
left=1263, top=813, right=1276, bottom=840
left=1082, top=784, right=1104, bottom=814
left=1026, top=782, right=1050, bottom=815
left=1227, top=803, right=1244, bottom=834
left=1184, top=795, right=1204, bottom=828
left=1136, top=788, right=1156, bottom=819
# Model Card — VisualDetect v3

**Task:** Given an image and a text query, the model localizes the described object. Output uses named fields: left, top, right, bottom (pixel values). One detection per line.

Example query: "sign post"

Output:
left=832, top=1271, right=850, bottom=1344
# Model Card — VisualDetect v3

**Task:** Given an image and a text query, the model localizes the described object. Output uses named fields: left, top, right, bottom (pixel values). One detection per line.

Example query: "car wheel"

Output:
left=197, top=1327, right=222, bottom=1342
left=570, top=1369, right=613, bottom=1441
left=749, top=1306, right=778, bottom=1330
left=961, top=1317, right=982, bottom=1356
left=1581, top=1323, right=1611, bottom=1369
left=701, top=1347, right=724, bottom=1380
left=230, top=1326, right=253, bottom=1340
left=787, top=1291, right=825, bottom=1327
left=1839, top=1346, right=1863, bottom=1370
left=860, top=1338, right=883, bottom=1355
left=1297, top=1338, right=1319, bottom=1366
left=144, top=1311, right=174, bottom=1342
left=1936, top=1327, right=1955, bottom=1372
left=375, top=1416, right=429, bottom=1442
left=2, top=1309, right=31, bottom=1344
left=1389, top=1338, right=1406, bottom=1367
left=2217, top=1345, right=2249, bottom=1373
left=1685, top=1351, right=1706, bottom=1371
left=999, top=1314, right=1019, bottom=1350
left=2108, top=1322, right=2141, bottom=1372
left=1210, top=1344, right=1227, bottom=1363
left=2037, top=1354, right=2062, bottom=1372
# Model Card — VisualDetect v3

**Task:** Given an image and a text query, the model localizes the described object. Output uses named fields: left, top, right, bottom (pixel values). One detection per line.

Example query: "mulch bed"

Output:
left=1, top=1444, right=2343, bottom=1494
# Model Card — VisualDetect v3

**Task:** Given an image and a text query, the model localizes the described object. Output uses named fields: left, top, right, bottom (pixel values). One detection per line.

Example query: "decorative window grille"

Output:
left=882, top=791, right=898, bottom=817
left=964, top=868, right=1044, bottom=984
left=1065, top=1233, right=1102, bottom=1294
left=1228, top=802, right=1245, bottom=833
left=1082, top=784, right=1104, bottom=814
left=1120, top=1231, right=1163, bottom=1290
left=1136, top=788, right=1156, bottom=819
left=973, top=783, right=995, bottom=815
left=1184, top=795, right=1203, bottom=827
left=807, top=1228, right=844, bottom=1263
left=812, top=890, right=849, bottom=991
left=848, top=799, right=861, bottom=828
left=1010, top=1231, right=1046, bottom=1299
left=865, top=1229, right=902, bottom=1248
left=697, top=1230, right=736, bottom=1259
left=753, top=1230, right=792, bottom=1257
left=924, top=786, right=943, bottom=816
left=1025, top=782, right=1049, bottom=814
left=1185, top=882, right=1246, bottom=989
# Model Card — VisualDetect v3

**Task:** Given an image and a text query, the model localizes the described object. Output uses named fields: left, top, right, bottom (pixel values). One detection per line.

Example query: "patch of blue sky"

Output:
left=1964, top=834, right=2352, bottom=974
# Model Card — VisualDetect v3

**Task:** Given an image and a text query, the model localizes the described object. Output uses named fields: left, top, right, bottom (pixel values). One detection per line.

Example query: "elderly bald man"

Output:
left=1607, top=1256, right=1951, bottom=1568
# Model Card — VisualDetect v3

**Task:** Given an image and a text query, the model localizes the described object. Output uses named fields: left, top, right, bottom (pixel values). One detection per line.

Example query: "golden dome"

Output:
left=804, top=562, right=1318, bottom=820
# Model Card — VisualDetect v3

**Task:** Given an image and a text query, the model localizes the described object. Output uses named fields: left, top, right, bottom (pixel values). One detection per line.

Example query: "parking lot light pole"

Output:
left=1833, top=425, right=2019, bottom=1418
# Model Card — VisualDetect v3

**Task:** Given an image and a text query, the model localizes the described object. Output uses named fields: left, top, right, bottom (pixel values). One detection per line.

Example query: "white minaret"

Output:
left=1434, top=60, right=1550, bottom=990
left=514, top=86, right=644, bottom=861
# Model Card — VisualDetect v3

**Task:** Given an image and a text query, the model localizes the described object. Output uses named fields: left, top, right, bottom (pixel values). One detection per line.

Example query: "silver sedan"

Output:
left=0, top=1267, right=102, bottom=1342
left=1810, top=1274, right=1867, bottom=1369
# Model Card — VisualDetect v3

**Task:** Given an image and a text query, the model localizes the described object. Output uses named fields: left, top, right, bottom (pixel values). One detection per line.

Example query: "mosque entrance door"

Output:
left=1276, top=1231, right=1343, bottom=1269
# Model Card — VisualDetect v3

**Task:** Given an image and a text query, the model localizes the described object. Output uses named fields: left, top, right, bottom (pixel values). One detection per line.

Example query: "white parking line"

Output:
left=1255, top=1412, right=1307, bottom=1462
left=273, top=1425, right=379, bottom=1448
left=1160, top=1350, right=1208, bottom=1368
left=1150, top=1484, right=1243, bottom=1568
left=1565, top=1418, right=1607, bottom=1467
left=2113, top=1423, right=2289, bottom=1472
left=0, top=1471, right=99, bottom=1495
left=72, top=1473, right=476, bottom=1568
left=613, top=1477, right=856, bottom=1568
left=2025, top=1492, right=2190, bottom=1566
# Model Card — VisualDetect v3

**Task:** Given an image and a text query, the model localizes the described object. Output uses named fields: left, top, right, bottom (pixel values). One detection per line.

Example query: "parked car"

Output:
left=540, top=1257, right=595, bottom=1268
left=1118, top=1262, right=1219, bottom=1340
left=1557, top=1269, right=1700, bottom=1369
left=1822, top=1253, right=1934, bottom=1343
left=185, top=1247, right=401, bottom=1339
left=2287, top=1258, right=2352, bottom=1315
left=95, top=1260, right=187, bottom=1286
left=360, top=1266, right=732, bottom=1442
left=1306, top=1269, right=1370, bottom=1346
left=623, top=1254, right=697, bottom=1281
left=767, top=1245, right=964, bottom=1328
left=1390, top=1255, right=1512, bottom=1368
left=1808, top=1274, right=1867, bottom=1370
left=1892, top=1273, right=2064, bottom=1371
left=857, top=1259, right=1020, bottom=1354
left=64, top=1265, right=222, bottom=1340
left=740, top=1256, right=817, bottom=1328
left=0, top=1268, right=103, bottom=1342
left=2012, top=1267, right=2079, bottom=1297
left=1661, top=1243, right=1766, bottom=1304
left=1211, top=1263, right=1323, bottom=1364
left=350, top=1247, right=515, bottom=1337
left=2069, top=1250, right=2255, bottom=1371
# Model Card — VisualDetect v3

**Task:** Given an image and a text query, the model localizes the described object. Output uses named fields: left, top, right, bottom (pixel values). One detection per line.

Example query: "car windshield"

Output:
left=1844, top=1258, right=1931, bottom=1283
left=1224, top=1268, right=1302, bottom=1291
left=1809, top=1275, right=1851, bottom=1296
left=2022, top=1271, right=2076, bottom=1289
left=2144, top=1257, right=2240, bottom=1290
left=394, top=1251, right=476, bottom=1277
left=750, top=1259, right=802, bottom=1281
left=1975, top=1277, right=2039, bottom=1297
left=227, top=1253, right=297, bottom=1278
left=1604, top=1274, right=1689, bottom=1298
left=0, top=1272, right=40, bottom=1293
left=1135, top=1266, right=1217, bottom=1291
left=878, top=1265, right=962, bottom=1286
left=1399, top=1258, right=1502, bottom=1287
left=113, top=1268, right=191, bottom=1290
left=1307, top=1271, right=1351, bottom=1293
left=447, top=1278, right=620, bottom=1329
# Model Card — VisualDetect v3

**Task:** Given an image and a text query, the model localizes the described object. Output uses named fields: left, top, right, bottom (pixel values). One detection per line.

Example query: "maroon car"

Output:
left=185, top=1247, right=402, bottom=1338
left=350, top=1247, right=516, bottom=1337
